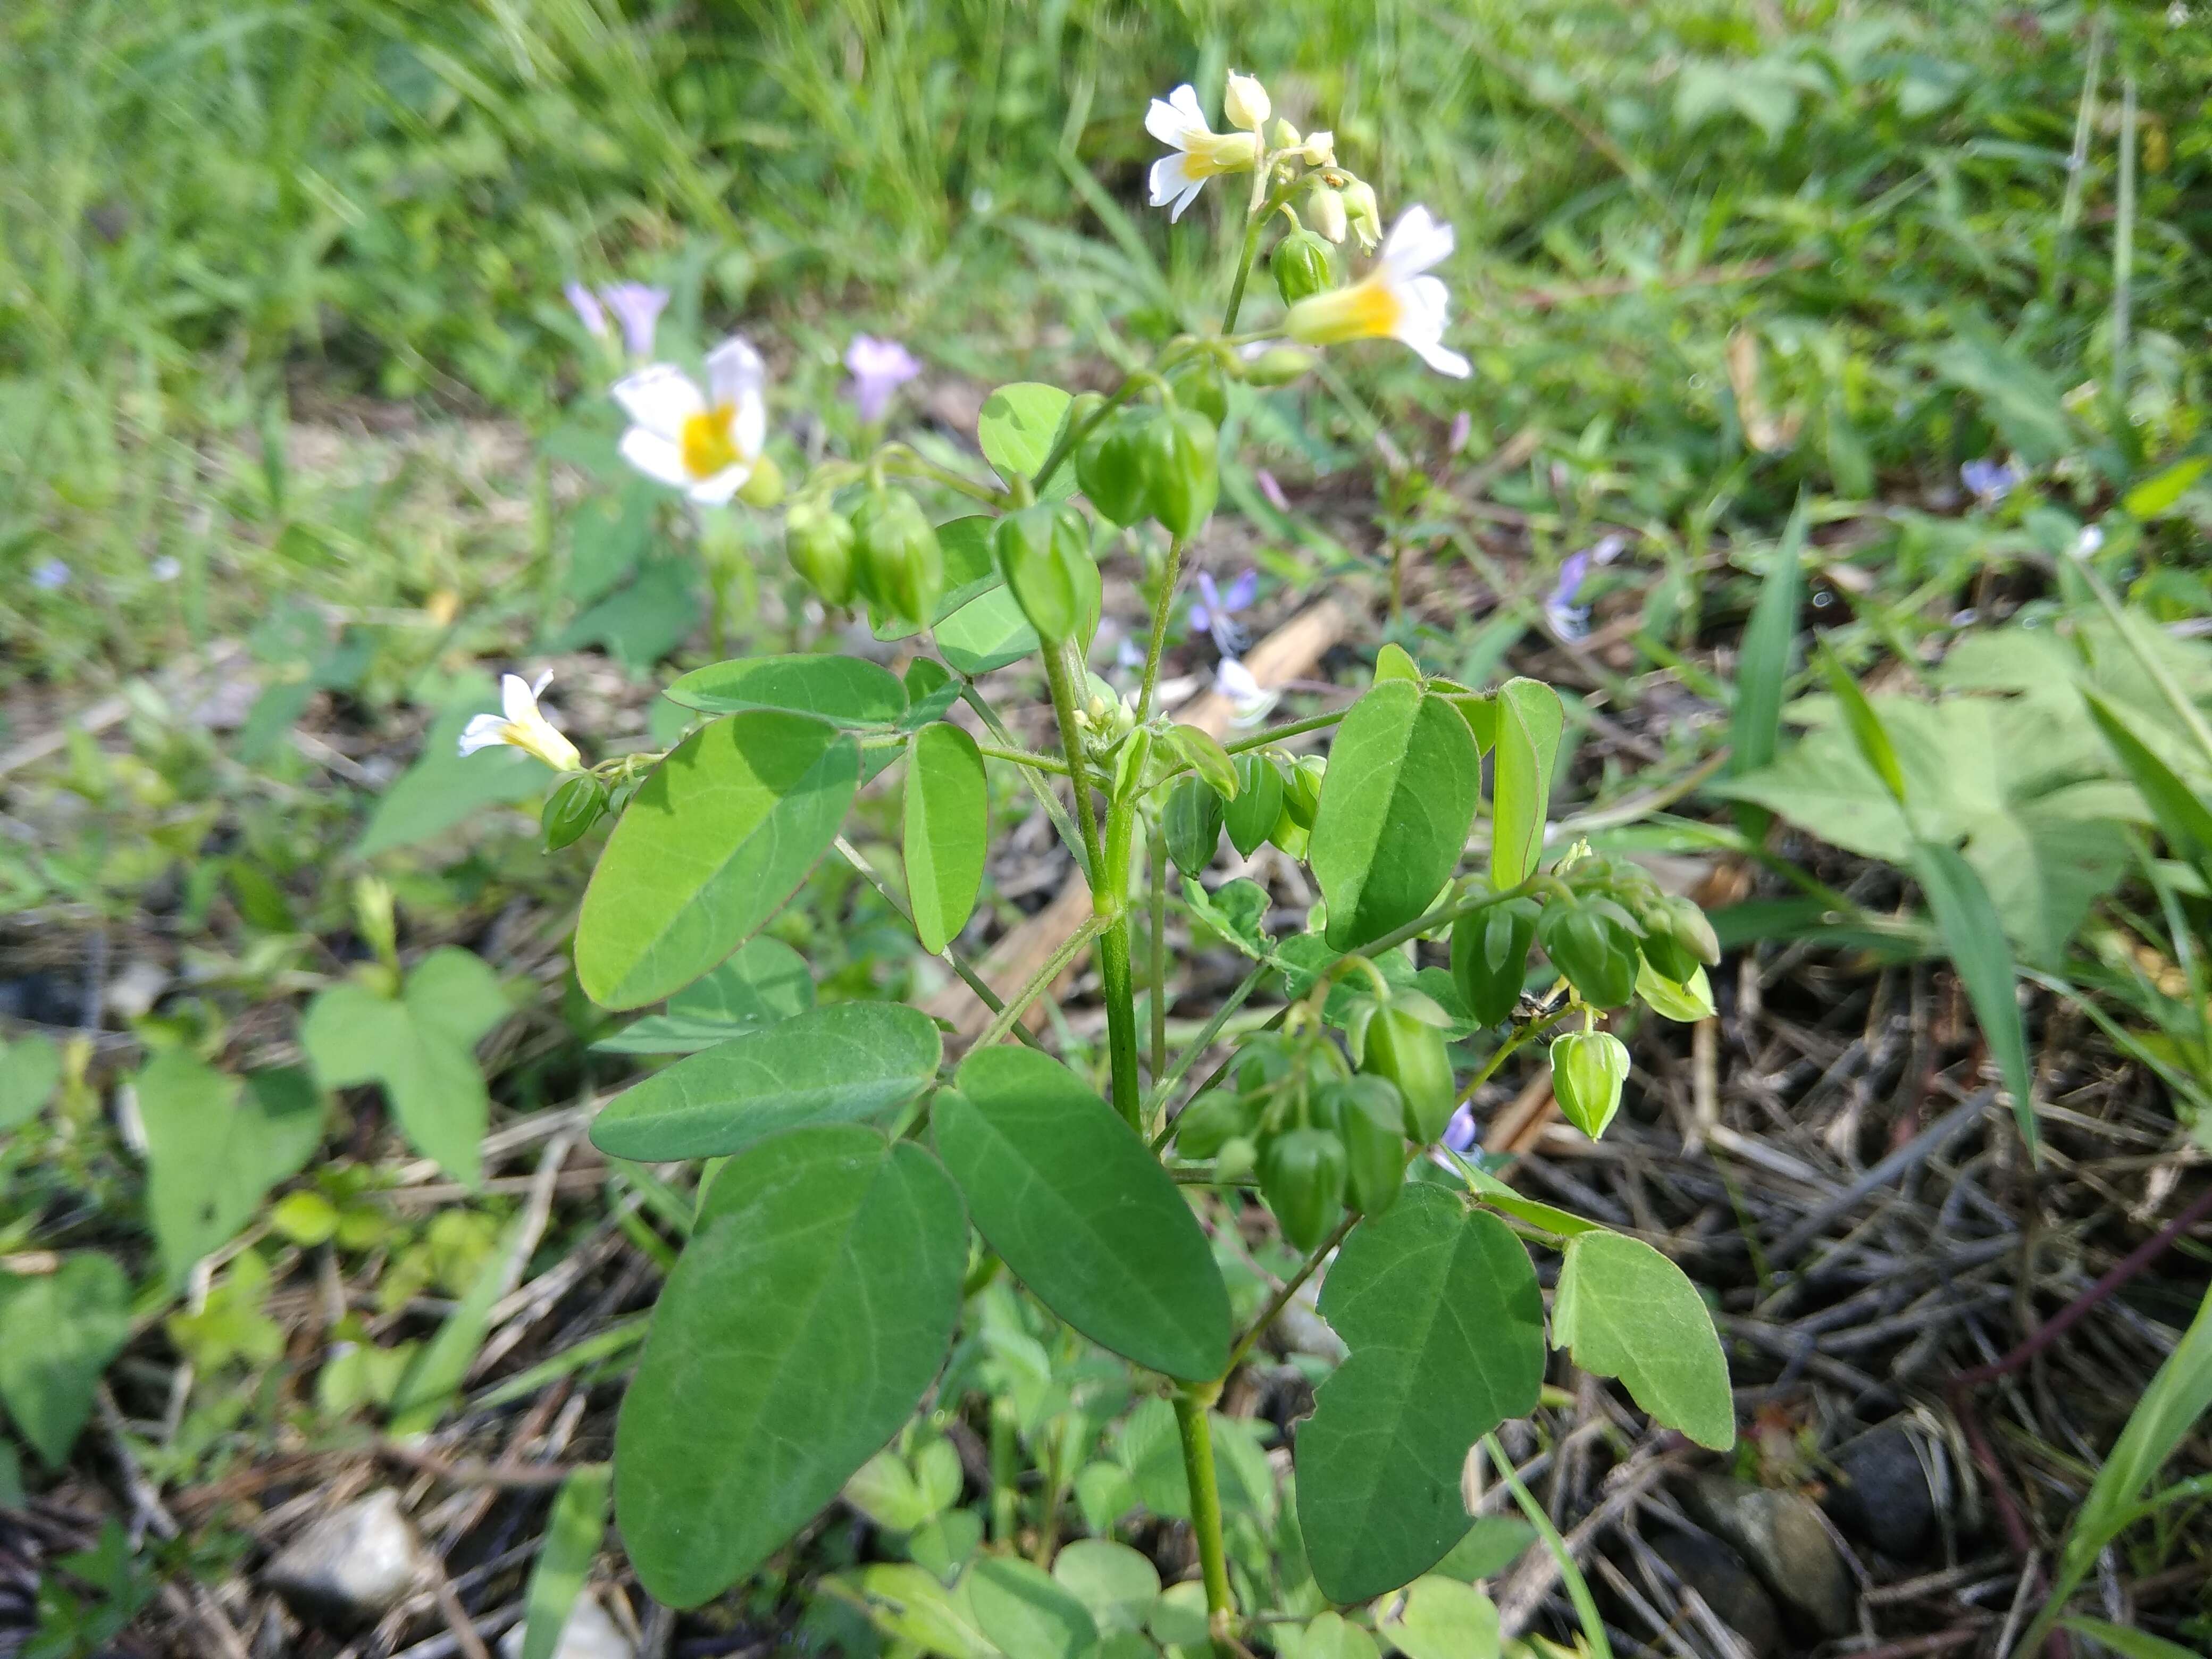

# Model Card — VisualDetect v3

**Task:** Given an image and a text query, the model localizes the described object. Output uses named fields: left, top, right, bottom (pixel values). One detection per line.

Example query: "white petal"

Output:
left=731, top=386, right=766, bottom=461
left=619, top=427, right=691, bottom=488
left=611, top=364, right=705, bottom=439
left=500, top=673, right=539, bottom=723
left=1168, top=83, right=1208, bottom=131
left=688, top=465, right=750, bottom=507
left=530, top=671, right=554, bottom=698
left=1396, top=274, right=1453, bottom=337
left=1169, top=175, right=1206, bottom=223
left=1409, top=338, right=1472, bottom=378
left=1150, top=152, right=1199, bottom=207
left=457, top=714, right=508, bottom=756
left=1145, top=94, right=1191, bottom=147
left=1380, top=205, right=1454, bottom=276
left=706, top=337, right=765, bottom=410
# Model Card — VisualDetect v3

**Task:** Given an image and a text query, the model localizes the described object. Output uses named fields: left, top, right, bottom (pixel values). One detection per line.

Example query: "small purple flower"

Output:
left=1543, top=534, right=1624, bottom=643
left=600, top=283, right=669, bottom=357
left=564, top=281, right=609, bottom=340
left=1960, top=458, right=2018, bottom=505
left=1188, top=568, right=1258, bottom=655
left=845, top=336, right=921, bottom=424
left=1255, top=468, right=1291, bottom=514
left=1441, top=1101, right=1480, bottom=1155
left=31, top=559, right=69, bottom=591
left=1447, top=410, right=1473, bottom=456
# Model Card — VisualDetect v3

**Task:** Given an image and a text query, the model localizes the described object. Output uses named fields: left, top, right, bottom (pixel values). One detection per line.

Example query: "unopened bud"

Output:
left=1340, top=178, right=1381, bottom=250
left=735, top=452, right=784, bottom=508
left=1299, top=130, right=1337, bottom=166
left=1272, top=227, right=1335, bottom=306
left=1224, top=71, right=1270, bottom=132
left=1306, top=181, right=1348, bottom=245
left=1268, top=117, right=1302, bottom=153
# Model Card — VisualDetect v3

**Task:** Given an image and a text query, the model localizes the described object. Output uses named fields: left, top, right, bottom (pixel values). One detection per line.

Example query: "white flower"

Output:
left=1224, top=71, right=1270, bottom=133
left=613, top=337, right=769, bottom=506
left=1214, top=658, right=1279, bottom=728
left=1145, top=84, right=1260, bottom=222
left=458, top=673, right=581, bottom=772
left=1283, top=205, right=1471, bottom=378
left=1298, top=130, right=1337, bottom=166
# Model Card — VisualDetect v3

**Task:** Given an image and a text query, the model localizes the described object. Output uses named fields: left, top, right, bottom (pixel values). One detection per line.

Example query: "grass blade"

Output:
left=521, top=1463, right=613, bottom=1659
left=1911, top=840, right=2036, bottom=1152
left=1727, top=491, right=1809, bottom=838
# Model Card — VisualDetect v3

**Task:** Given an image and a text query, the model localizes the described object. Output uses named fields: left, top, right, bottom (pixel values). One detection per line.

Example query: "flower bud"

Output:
left=1536, top=896, right=1641, bottom=1010
left=1224, top=70, right=1270, bottom=133
left=541, top=772, right=607, bottom=851
left=1550, top=1030, right=1630, bottom=1140
left=1174, top=1088, right=1259, bottom=1160
left=1340, top=177, right=1381, bottom=250
left=1140, top=406, right=1219, bottom=541
left=1299, top=130, right=1337, bottom=166
left=1284, top=755, right=1326, bottom=830
left=1306, top=181, right=1349, bottom=245
left=1268, top=117, right=1303, bottom=153
left=852, top=488, right=943, bottom=627
left=1664, top=893, right=1722, bottom=967
left=1273, top=227, right=1336, bottom=306
left=784, top=501, right=857, bottom=606
left=1239, top=347, right=1317, bottom=387
left=735, top=453, right=784, bottom=508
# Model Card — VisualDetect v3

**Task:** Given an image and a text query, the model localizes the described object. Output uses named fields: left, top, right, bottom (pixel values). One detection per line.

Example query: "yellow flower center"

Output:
left=1284, top=277, right=1405, bottom=347
left=1179, top=129, right=1260, bottom=179
left=681, top=404, right=742, bottom=479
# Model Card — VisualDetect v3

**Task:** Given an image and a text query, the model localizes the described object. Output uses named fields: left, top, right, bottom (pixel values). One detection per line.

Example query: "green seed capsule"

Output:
left=1283, top=755, right=1326, bottom=831
left=1362, top=1004, right=1458, bottom=1143
left=1451, top=897, right=1540, bottom=1027
left=993, top=503, right=1093, bottom=646
left=1076, top=409, right=1153, bottom=528
left=1162, top=775, right=1226, bottom=877
left=852, top=488, right=944, bottom=627
left=783, top=501, right=857, bottom=607
left=541, top=772, right=607, bottom=851
left=1321, top=1076, right=1407, bottom=1216
left=1272, top=226, right=1336, bottom=306
left=1260, top=1126, right=1347, bottom=1251
left=1222, top=753, right=1285, bottom=857
left=1267, top=795, right=1309, bottom=861
left=1241, top=347, right=1315, bottom=388
left=1550, top=1030, right=1630, bottom=1140
left=1664, top=892, right=1722, bottom=967
left=1174, top=1089, right=1259, bottom=1160
left=1536, top=896, right=1641, bottom=1010
left=1164, top=356, right=1229, bottom=426
left=1142, top=407, right=1219, bottom=541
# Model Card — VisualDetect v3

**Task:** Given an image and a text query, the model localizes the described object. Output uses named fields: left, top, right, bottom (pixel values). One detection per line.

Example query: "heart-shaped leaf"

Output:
left=1487, top=678, right=1563, bottom=890
left=615, top=1125, right=966, bottom=1606
left=904, top=723, right=988, bottom=955
left=1311, top=680, right=1480, bottom=949
left=967, top=1555, right=1099, bottom=1659
left=0, top=1254, right=131, bottom=1466
left=139, top=1053, right=324, bottom=1287
left=663, top=654, right=907, bottom=728
left=1298, top=1186, right=1545, bottom=1602
left=1377, top=1576, right=1501, bottom=1659
left=979, top=383, right=1075, bottom=490
left=576, top=712, right=858, bottom=1010
left=1552, top=1231, right=1733, bottom=1451
left=591, top=1002, right=943, bottom=1160
left=935, top=1047, right=1230, bottom=1381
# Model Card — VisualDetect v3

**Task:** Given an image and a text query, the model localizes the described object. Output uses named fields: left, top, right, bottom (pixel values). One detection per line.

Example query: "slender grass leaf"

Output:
left=616, top=1126, right=966, bottom=1607
left=591, top=1002, right=943, bottom=1160
left=1311, top=681, right=1480, bottom=949
left=518, top=1463, right=611, bottom=1659
left=904, top=723, right=988, bottom=955
left=0, top=1255, right=130, bottom=1467
left=936, top=1047, right=1231, bottom=1381
left=1728, top=493, right=1808, bottom=839
left=663, top=654, right=907, bottom=728
left=576, top=712, right=858, bottom=1010
left=2060, top=1617, right=2201, bottom=1659
left=387, top=1217, right=520, bottom=1437
left=1912, top=840, right=2037, bottom=1149
left=1552, top=1232, right=1734, bottom=1451
left=139, top=1055, right=324, bottom=1288
left=1487, top=677, right=1563, bottom=890
left=967, top=1556, right=1099, bottom=1659
left=1299, top=1187, right=1545, bottom=1602
left=2123, top=457, right=2209, bottom=520
left=1815, top=638, right=1906, bottom=803
left=2084, top=691, right=2212, bottom=871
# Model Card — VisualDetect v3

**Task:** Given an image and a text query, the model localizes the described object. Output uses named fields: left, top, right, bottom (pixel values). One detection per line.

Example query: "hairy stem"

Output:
left=975, top=914, right=1107, bottom=1050
left=1150, top=825, right=1168, bottom=1081
left=1136, top=535, right=1185, bottom=723
left=1221, top=1212, right=1358, bottom=1376
left=1172, top=1388, right=1238, bottom=1656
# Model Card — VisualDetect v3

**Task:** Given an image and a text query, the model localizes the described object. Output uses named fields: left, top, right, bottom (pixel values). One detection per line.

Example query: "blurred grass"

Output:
left=2, top=0, right=2206, bottom=686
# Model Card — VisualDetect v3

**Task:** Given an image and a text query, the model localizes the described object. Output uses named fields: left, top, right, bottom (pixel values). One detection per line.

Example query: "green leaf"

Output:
left=2084, top=691, right=2212, bottom=872
left=1815, top=639, right=1905, bottom=803
left=593, top=936, right=816, bottom=1055
left=518, top=1464, right=612, bottom=1659
left=1912, top=839, right=2037, bottom=1149
left=905, top=723, right=988, bottom=955
left=355, top=679, right=546, bottom=858
left=1486, top=678, right=1563, bottom=890
left=2123, top=457, right=2209, bottom=520
left=388, top=1217, right=518, bottom=1436
left=935, top=1048, right=1230, bottom=1381
left=1373, top=642, right=1422, bottom=684
left=301, top=949, right=508, bottom=1185
left=1376, top=1576, right=1501, bottom=1659
left=0, top=1254, right=131, bottom=1466
left=903, top=656, right=965, bottom=726
left=1928, top=328, right=2074, bottom=465
left=1727, top=494, right=1807, bottom=840
left=138, top=1054, right=324, bottom=1287
left=663, top=654, right=908, bottom=728
left=1432, top=1517, right=1537, bottom=1581
left=980, top=383, right=1075, bottom=489
left=548, top=557, right=703, bottom=672
left=1636, top=960, right=1717, bottom=1021
left=591, top=1002, right=944, bottom=1161
left=967, top=1556, right=1098, bottom=1659
left=844, top=1438, right=961, bottom=1532
left=854, top=1563, right=998, bottom=1658
left=0, top=1034, right=62, bottom=1130
left=615, top=1125, right=966, bottom=1607
left=1551, top=1232, right=1734, bottom=1451
left=2060, top=1618, right=2202, bottom=1659
left=936, top=584, right=1042, bottom=676
left=1051, top=1539, right=1160, bottom=1635
left=1279, top=1612, right=1380, bottom=1659
left=576, top=712, right=858, bottom=1010
left=1163, top=723, right=1238, bottom=799
left=1299, top=1186, right=1545, bottom=1602
left=1311, top=681, right=1480, bottom=950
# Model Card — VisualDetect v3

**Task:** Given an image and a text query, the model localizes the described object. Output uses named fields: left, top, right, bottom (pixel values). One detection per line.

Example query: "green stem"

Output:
left=1482, top=1434, right=1614, bottom=1659
left=1172, top=1388, right=1238, bottom=1656
left=975, top=914, right=1107, bottom=1050
left=1221, top=177, right=1301, bottom=335
left=1149, top=825, right=1169, bottom=1082
left=963, top=684, right=1090, bottom=881
left=878, top=444, right=1011, bottom=507
left=1136, top=536, right=1185, bottom=723
left=1221, top=1211, right=1358, bottom=1376
left=1145, top=959, right=1271, bottom=1133
left=1032, top=375, right=1138, bottom=494
left=975, top=740, right=1071, bottom=776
